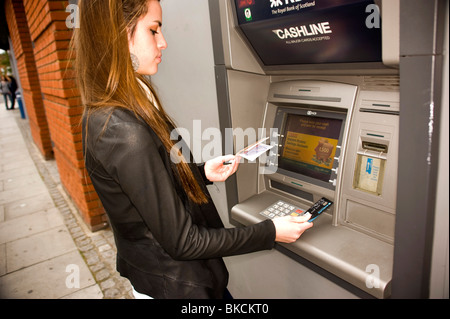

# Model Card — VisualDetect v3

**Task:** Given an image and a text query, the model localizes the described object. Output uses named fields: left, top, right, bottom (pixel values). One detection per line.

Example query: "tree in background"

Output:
left=0, top=50, right=11, bottom=75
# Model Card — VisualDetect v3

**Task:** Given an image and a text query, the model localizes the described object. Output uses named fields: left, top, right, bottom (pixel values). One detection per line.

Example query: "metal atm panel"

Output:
left=339, top=90, right=399, bottom=243
left=230, top=80, right=397, bottom=298
left=210, top=0, right=402, bottom=299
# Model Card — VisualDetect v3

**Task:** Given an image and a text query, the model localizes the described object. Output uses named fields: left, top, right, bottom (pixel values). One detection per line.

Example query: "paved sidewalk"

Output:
left=0, top=102, right=133, bottom=299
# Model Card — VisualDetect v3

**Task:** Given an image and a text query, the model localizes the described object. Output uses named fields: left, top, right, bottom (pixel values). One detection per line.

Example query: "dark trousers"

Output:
left=3, top=93, right=15, bottom=109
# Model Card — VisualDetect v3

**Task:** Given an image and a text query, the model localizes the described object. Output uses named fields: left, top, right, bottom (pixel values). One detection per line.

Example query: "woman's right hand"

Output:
left=272, top=213, right=313, bottom=243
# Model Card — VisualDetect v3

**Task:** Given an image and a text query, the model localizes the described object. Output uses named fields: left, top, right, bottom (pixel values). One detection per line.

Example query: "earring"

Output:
left=130, top=53, right=140, bottom=72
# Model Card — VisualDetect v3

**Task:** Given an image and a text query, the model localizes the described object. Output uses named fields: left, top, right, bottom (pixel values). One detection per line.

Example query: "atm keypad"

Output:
left=260, top=200, right=305, bottom=219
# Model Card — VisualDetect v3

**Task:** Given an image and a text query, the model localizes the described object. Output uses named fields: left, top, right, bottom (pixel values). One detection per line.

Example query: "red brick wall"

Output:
left=17, top=0, right=106, bottom=230
left=4, top=0, right=52, bottom=159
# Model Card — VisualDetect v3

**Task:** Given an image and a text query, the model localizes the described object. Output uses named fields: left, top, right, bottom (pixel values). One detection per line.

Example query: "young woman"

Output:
left=75, top=0, right=313, bottom=299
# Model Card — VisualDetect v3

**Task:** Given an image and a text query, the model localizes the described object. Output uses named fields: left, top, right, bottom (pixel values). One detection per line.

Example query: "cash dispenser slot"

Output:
left=361, top=141, right=388, bottom=154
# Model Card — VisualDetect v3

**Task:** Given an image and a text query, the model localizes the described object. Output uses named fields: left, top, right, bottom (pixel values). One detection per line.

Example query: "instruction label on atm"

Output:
left=357, top=155, right=382, bottom=193
left=366, top=157, right=373, bottom=174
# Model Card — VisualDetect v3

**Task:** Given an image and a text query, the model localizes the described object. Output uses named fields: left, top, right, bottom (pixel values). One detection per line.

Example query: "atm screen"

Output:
left=278, top=113, right=344, bottom=183
left=233, top=0, right=382, bottom=65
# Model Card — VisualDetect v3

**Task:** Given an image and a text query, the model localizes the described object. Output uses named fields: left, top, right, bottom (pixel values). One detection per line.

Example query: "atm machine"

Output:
left=209, top=0, right=401, bottom=298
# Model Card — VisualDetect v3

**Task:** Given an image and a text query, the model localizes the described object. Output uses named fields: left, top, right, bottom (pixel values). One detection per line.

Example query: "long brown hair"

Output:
left=73, top=0, right=208, bottom=204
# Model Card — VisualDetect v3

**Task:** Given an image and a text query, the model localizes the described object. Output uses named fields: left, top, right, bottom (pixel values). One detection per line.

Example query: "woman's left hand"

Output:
left=204, top=155, right=240, bottom=182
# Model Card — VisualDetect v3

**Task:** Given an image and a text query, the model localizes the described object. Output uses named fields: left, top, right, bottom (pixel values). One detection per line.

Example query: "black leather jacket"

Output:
left=82, top=108, right=276, bottom=298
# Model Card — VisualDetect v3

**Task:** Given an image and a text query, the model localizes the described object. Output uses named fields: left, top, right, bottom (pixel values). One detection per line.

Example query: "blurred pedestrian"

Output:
left=1, top=75, right=12, bottom=110
left=1, top=75, right=17, bottom=110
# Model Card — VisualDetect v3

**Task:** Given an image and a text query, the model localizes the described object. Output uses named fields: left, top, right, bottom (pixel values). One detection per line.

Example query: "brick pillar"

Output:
left=4, top=0, right=52, bottom=159
left=22, top=0, right=106, bottom=230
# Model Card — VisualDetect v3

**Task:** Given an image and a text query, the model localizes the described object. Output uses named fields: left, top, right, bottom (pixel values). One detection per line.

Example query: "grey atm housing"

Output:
left=211, top=0, right=401, bottom=298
